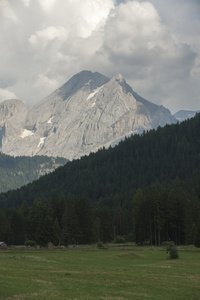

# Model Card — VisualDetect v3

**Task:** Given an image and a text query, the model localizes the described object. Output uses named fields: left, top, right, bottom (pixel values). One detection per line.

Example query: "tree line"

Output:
left=1, top=182, right=200, bottom=247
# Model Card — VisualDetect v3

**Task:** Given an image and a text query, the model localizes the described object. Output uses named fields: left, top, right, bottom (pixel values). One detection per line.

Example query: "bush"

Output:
left=162, top=241, right=179, bottom=259
left=126, top=233, right=135, bottom=242
left=24, top=240, right=37, bottom=247
left=114, top=236, right=126, bottom=244
left=194, top=238, right=200, bottom=248
left=97, top=241, right=104, bottom=248
left=194, top=228, right=200, bottom=248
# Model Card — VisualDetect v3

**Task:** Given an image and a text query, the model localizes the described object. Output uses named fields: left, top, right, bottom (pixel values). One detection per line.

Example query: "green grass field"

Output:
left=0, top=246, right=200, bottom=299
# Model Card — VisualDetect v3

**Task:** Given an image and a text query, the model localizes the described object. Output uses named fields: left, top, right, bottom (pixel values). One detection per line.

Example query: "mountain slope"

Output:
left=0, top=153, right=67, bottom=193
left=0, top=71, right=176, bottom=160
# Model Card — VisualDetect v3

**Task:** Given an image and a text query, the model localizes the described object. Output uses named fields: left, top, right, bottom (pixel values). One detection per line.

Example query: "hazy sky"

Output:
left=0, top=0, right=199, bottom=113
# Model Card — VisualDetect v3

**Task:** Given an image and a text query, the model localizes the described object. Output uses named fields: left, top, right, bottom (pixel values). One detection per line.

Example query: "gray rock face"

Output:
left=0, top=99, right=27, bottom=153
left=0, top=70, right=176, bottom=160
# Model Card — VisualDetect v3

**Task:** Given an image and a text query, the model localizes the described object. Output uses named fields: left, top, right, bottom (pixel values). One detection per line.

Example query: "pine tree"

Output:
left=52, top=218, right=61, bottom=246
left=94, top=216, right=101, bottom=243
left=61, top=198, right=80, bottom=245
left=75, top=196, right=94, bottom=244
left=100, top=206, right=113, bottom=243
left=10, top=208, right=25, bottom=245
left=0, top=209, right=10, bottom=242
left=20, top=200, right=31, bottom=240
left=36, top=215, right=53, bottom=246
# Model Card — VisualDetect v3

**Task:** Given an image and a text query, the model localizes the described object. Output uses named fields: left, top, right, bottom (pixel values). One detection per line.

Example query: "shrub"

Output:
left=97, top=241, right=104, bottom=248
left=24, top=240, right=37, bottom=247
left=162, top=241, right=179, bottom=259
left=114, top=236, right=126, bottom=244
left=126, top=233, right=135, bottom=242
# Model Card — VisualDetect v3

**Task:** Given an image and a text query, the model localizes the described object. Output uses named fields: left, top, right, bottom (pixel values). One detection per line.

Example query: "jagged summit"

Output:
left=0, top=99, right=27, bottom=120
left=0, top=99, right=25, bottom=105
left=113, top=72, right=124, bottom=81
left=57, top=70, right=110, bottom=100
left=0, top=70, right=176, bottom=159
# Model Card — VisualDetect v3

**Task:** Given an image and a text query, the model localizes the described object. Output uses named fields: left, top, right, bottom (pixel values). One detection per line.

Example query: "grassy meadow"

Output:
left=0, top=246, right=200, bottom=300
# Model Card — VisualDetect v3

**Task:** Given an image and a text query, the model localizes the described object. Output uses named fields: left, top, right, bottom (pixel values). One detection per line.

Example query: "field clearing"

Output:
left=0, top=246, right=200, bottom=299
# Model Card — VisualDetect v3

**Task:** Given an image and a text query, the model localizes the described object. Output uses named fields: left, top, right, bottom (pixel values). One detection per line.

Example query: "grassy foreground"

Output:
left=0, top=246, right=200, bottom=299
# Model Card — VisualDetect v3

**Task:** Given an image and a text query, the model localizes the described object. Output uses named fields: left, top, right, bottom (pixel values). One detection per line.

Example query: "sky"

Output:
left=0, top=0, right=199, bottom=114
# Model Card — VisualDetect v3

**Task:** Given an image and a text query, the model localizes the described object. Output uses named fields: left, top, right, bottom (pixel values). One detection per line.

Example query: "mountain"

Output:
left=0, top=112, right=200, bottom=209
left=0, top=153, right=67, bottom=193
left=1, top=113, right=200, bottom=247
left=174, top=110, right=200, bottom=122
left=0, top=70, right=176, bottom=160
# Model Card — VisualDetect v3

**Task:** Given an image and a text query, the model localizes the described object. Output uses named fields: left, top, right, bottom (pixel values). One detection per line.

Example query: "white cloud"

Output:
left=20, top=0, right=31, bottom=7
left=38, top=0, right=57, bottom=13
left=0, top=0, right=19, bottom=23
left=29, top=26, right=68, bottom=51
left=98, top=1, right=198, bottom=113
left=0, top=88, right=17, bottom=101
left=103, top=2, right=163, bottom=59
left=35, top=0, right=114, bottom=38
left=33, top=74, right=59, bottom=92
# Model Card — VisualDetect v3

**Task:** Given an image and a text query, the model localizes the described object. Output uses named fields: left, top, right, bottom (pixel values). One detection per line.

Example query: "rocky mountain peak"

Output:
left=113, top=73, right=125, bottom=82
left=0, top=99, right=27, bottom=124
left=0, top=98, right=26, bottom=112
left=0, top=71, right=177, bottom=160
left=57, top=70, right=109, bottom=100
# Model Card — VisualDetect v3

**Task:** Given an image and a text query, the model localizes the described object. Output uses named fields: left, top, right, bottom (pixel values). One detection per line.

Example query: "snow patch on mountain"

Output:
left=37, top=137, right=46, bottom=148
left=85, top=79, right=92, bottom=86
left=20, top=129, right=34, bottom=138
left=87, top=86, right=104, bottom=101
left=47, top=117, right=53, bottom=124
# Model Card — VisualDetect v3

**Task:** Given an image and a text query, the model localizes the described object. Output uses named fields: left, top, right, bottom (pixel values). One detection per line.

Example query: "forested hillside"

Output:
left=0, top=154, right=67, bottom=192
left=0, top=114, right=200, bottom=247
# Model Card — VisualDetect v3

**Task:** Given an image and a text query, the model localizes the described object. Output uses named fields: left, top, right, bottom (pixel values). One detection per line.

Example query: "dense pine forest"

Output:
left=0, top=114, right=200, bottom=247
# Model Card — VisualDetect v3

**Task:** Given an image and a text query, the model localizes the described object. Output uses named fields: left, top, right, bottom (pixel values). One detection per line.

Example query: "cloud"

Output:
left=0, top=0, right=114, bottom=105
left=38, top=0, right=57, bottom=13
left=103, top=2, right=164, bottom=64
left=0, top=88, right=17, bottom=102
left=20, top=0, right=31, bottom=7
left=0, top=0, right=20, bottom=23
left=29, top=26, right=68, bottom=51
left=35, top=0, right=114, bottom=38
left=0, top=0, right=199, bottom=113
left=33, top=74, right=59, bottom=92
left=98, top=1, right=198, bottom=112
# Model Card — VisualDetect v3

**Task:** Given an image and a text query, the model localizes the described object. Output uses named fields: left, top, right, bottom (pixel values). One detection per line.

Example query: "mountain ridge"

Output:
left=173, top=110, right=200, bottom=122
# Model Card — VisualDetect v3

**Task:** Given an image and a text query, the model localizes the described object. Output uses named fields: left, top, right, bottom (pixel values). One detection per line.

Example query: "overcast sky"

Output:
left=0, top=0, right=199, bottom=113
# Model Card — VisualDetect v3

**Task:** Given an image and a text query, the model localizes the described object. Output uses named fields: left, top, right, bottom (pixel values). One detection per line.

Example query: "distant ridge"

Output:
left=173, top=110, right=200, bottom=122
left=0, top=152, right=67, bottom=193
